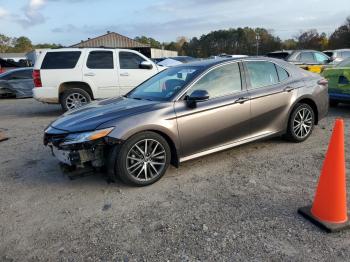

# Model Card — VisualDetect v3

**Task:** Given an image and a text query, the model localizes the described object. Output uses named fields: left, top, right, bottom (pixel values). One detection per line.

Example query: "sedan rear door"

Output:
left=244, top=60, right=298, bottom=138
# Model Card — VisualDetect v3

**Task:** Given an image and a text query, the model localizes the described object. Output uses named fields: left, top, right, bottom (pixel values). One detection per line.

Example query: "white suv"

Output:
left=33, top=48, right=163, bottom=110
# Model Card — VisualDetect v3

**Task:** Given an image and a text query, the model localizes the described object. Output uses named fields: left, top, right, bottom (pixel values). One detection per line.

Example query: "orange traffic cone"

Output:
left=298, top=119, right=349, bottom=232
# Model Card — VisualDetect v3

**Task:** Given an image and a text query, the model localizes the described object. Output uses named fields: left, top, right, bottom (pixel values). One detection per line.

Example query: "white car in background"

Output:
left=33, top=48, right=163, bottom=110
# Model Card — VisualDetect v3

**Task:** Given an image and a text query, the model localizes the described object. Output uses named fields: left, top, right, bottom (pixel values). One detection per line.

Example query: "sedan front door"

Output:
left=174, top=62, right=251, bottom=159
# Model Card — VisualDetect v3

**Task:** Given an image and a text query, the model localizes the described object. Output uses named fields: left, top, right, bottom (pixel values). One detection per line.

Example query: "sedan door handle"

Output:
left=120, top=72, right=129, bottom=77
left=84, top=72, right=95, bottom=77
left=284, top=86, right=295, bottom=92
left=235, top=97, right=250, bottom=104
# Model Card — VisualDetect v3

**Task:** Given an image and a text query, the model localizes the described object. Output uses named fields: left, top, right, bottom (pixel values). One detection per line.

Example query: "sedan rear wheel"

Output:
left=110, top=131, right=171, bottom=186
left=286, top=103, right=315, bottom=142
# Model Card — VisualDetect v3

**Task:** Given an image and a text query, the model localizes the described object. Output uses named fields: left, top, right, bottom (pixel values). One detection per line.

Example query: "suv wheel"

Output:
left=109, top=132, right=171, bottom=186
left=286, top=103, right=315, bottom=142
left=60, top=88, right=91, bottom=111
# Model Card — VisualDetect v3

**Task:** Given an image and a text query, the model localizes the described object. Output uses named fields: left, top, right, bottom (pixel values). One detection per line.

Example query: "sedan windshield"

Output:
left=127, top=66, right=204, bottom=101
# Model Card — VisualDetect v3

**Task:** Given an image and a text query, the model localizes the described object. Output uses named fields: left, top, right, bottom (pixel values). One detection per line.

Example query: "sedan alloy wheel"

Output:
left=110, top=131, right=171, bottom=186
left=126, top=139, right=166, bottom=181
left=287, top=103, right=315, bottom=142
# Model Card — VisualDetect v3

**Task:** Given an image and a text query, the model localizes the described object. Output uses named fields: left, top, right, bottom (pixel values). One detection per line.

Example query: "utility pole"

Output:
left=256, top=33, right=260, bottom=56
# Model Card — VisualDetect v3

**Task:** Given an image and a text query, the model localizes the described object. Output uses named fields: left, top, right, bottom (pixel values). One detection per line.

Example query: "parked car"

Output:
left=323, top=49, right=350, bottom=64
left=286, top=50, right=331, bottom=73
left=33, top=48, right=164, bottom=111
left=322, top=57, right=350, bottom=106
left=218, top=54, right=248, bottom=58
left=0, top=58, right=21, bottom=73
left=157, top=56, right=199, bottom=67
left=0, top=68, right=34, bottom=98
left=168, top=56, right=198, bottom=63
left=44, top=57, right=328, bottom=186
left=157, top=58, right=183, bottom=67
left=266, top=50, right=294, bottom=60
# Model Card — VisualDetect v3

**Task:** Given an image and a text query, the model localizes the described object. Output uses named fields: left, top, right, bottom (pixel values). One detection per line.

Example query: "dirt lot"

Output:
left=1, top=98, right=350, bottom=261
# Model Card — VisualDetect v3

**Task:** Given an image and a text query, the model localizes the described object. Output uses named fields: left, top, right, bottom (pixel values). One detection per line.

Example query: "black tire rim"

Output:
left=65, top=93, right=88, bottom=110
left=126, top=139, right=166, bottom=181
left=293, top=107, right=313, bottom=139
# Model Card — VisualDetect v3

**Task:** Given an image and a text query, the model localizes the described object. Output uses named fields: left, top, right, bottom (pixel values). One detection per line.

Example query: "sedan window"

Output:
left=187, top=63, right=242, bottom=98
left=276, top=65, right=289, bottom=82
left=340, top=51, right=350, bottom=58
left=299, top=52, right=315, bottom=63
left=314, top=52, right=329, bottom=64
left=246, top=61, right=279, bottom=89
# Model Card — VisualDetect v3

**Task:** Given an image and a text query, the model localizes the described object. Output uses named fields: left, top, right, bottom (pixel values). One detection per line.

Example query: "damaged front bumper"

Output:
left=50, top=144, right=105, bottom=167
left=44, top=126, right=120, bottom=169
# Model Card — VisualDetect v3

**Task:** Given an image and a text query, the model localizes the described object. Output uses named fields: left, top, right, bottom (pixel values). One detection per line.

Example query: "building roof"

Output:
left=70, top=32, right=150, bottom=48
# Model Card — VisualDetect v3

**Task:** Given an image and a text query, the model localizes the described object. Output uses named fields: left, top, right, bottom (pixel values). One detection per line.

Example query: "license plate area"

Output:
left=52, top=147, right=72, bottom=165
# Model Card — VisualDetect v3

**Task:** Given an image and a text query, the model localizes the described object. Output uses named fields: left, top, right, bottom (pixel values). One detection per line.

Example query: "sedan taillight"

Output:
left=33, top=69, right=42, bottom=88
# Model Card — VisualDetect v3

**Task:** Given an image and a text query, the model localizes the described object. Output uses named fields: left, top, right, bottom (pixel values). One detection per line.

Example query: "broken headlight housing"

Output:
left=61, top=127, right=114, bottom=146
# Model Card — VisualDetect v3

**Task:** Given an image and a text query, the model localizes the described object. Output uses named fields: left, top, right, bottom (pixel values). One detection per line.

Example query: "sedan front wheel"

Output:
left=110, top=131, right=171, bottom=186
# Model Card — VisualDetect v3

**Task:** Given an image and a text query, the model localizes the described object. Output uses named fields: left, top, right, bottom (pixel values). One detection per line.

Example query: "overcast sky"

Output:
left=0, top=0, right=349, bottom=45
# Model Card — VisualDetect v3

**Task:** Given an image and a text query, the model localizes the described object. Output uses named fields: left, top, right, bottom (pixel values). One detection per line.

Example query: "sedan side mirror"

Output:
left=186, top=89, right=209, bottom=108
left=139, top=61, right=153, bottom=70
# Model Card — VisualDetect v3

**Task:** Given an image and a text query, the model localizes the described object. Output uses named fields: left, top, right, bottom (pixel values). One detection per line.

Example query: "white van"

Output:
left=33, top=48, right=163, bottom=110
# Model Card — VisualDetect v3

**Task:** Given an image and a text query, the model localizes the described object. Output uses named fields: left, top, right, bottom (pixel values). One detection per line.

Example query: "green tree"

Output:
left=328, top=17, right=350, bottom=49
left=0, top=34, right=12, bottom=53
left=134, top=36, right=162, bottom=48
left=295, top=29, right=328, bottom=50
left=34, top=43, right=63, bottom=49
left=12, top=36, right=33, bottom=52
left=282, top=39, right=298, bottom=50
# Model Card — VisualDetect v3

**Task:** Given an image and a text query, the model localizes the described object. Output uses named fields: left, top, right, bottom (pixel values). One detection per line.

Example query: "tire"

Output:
left=329, top=100, right=339, bottom=107
left=60, top=88, right=91, bottom=111
left=109, top=131, right=171, bottom=186
left=286, top=103, right=315, bottom=142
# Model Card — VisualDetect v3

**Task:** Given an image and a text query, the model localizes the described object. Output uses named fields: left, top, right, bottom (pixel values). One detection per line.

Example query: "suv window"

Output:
left=188, top=63, right=242, bottom=98
left=41, top=51, right=81, bottom=69
left=299, top=52, right=315, bottom=63
left=314, top=52, right=329, bottom=64
left=246, top=61, right=279, bottom=89
left=276, top=65, right=289, bottom=82
left=87, top=51, right=114, bottom=69
left=119, top=52, right=145, bottom=69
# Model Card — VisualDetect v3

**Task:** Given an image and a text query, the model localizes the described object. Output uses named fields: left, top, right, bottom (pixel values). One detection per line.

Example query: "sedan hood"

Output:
left=51, top=97, right=159, bottom=133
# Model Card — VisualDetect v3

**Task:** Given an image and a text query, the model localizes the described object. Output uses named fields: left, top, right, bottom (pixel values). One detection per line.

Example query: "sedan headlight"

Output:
left=61, top=127, right=114, bottom=145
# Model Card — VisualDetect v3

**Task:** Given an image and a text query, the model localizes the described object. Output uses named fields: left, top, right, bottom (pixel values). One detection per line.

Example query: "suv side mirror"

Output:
left=139, top=61, right=153, bottom=70
left=186, top=90, right=209, bottom=108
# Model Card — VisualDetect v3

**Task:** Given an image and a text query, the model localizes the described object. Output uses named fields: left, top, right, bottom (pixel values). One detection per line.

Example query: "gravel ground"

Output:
left=1, top=98, right=350, bottom=261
